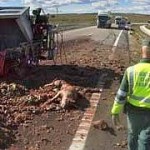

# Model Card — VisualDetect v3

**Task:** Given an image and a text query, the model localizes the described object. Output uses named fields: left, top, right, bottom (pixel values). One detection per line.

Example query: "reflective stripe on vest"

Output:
left=127, top=66, right=134, bottom=95
left=130, top=95, right=150, bottom=103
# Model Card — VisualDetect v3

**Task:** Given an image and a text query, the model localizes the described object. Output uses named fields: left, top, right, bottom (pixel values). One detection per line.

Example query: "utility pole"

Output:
left=107, top=0, right=110, bottom=7
left=56, top=6, right=59, bottom=17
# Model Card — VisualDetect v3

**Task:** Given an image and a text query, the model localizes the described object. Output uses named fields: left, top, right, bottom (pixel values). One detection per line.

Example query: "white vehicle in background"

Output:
left=97, top=12, right=112, bottom=28
left=115, top=16, right=122, bottom=25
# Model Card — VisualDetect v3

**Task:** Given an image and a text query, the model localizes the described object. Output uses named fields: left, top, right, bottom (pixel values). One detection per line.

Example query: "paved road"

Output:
left=63, top=26, right=129, bottom=49
left=64, top=26, right=130, bottom=150
left=63, top=26, right=120, bottom=46
left=131, top=22, right=149, bottom=25
left=140, top=25, right=150, bottom=36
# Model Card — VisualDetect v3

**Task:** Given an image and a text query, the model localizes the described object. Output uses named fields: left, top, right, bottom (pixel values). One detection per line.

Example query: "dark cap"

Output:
left=142, top=39, right=150, bottom=47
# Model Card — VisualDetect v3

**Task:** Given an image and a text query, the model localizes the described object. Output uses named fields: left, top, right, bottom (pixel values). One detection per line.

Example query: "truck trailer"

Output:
left=0, top=7, right=57, bottom=76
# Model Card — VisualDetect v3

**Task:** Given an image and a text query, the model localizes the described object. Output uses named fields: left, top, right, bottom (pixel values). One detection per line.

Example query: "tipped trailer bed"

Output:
left=0, top=7, right=56, bottom=76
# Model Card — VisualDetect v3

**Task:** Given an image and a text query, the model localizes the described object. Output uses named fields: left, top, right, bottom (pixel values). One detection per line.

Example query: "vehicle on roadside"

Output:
left=118, top=18, right=126, bottom=29
left=125, top=22, right=132, bottom=30
left=118, top=18, right=131, bottom=30
left=97, top=13, right=111, bottom=28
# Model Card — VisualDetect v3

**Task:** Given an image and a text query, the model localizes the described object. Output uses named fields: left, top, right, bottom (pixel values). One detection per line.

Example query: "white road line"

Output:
left=113, top=30, right=123, bottom=47
left=111, top=30, right=123, bottom=54
left=68, top=92, right=102, bottom=150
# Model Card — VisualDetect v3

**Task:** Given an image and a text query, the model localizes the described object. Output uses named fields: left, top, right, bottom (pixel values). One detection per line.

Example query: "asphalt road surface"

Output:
left=63, top=26, right=130, bottom=150
left=63, top=26, right=128, bottom=48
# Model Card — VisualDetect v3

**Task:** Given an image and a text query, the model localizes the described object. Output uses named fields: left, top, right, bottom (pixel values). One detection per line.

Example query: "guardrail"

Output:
left=140, top=25, right=150, bottom=36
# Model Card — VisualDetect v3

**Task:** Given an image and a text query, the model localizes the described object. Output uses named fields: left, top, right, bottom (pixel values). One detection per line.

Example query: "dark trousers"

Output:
left=126, top=105, right=150, bottom=150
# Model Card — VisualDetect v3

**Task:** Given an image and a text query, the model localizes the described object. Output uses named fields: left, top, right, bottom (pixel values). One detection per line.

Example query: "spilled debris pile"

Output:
left=92, top=119, right=109, bottom=131
left=0, top=82, right=28, bottom=98
left=0, top=81, right=81, bottom=126
left=0, top=81, right=82, bottom=146
left=0, top=38, right=130, bottom=149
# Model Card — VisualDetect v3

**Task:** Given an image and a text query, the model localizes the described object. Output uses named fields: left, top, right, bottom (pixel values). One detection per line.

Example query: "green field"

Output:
left=49, top=13, right=96, bottom=30
left=48, top=13, right=150, bottom=44
left=49, top=13, right=150, bottom=30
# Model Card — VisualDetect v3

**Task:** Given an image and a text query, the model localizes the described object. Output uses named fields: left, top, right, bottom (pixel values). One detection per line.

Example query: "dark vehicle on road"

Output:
left=118, top=18, right=131, bottom=30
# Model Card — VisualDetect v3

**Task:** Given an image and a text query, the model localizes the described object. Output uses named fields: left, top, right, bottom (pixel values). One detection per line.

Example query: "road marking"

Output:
left=68, top=91, right=102, bottom=150
left=109, top=30, right=123, bottom=60
left=113, top=30, right=123, bottom=47
left=87, top=33, right=93, bottom=36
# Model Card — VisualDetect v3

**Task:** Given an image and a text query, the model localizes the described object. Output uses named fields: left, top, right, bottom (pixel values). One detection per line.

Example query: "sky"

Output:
left=0, top=0, right=150, bottom=14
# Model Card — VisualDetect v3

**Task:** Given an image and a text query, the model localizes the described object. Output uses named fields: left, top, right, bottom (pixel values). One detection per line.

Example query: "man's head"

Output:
left=141, top=39, right=150, bottom=58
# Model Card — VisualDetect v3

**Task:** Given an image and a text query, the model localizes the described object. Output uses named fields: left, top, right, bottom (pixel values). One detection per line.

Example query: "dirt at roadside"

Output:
left=0, top=34, right=140, bottom=150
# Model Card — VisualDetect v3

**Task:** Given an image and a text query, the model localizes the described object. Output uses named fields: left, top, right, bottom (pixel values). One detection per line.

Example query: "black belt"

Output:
left=124, top=102, right=150, bottom=113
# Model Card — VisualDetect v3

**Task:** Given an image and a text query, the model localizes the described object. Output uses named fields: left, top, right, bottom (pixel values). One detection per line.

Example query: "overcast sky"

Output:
left=0, top=0, right=150, bottom=14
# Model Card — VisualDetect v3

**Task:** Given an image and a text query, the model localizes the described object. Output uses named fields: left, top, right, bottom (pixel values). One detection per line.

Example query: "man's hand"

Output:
left=112, top=114, right=124, bottom=130
left=112, top=114, right=120, bottom=126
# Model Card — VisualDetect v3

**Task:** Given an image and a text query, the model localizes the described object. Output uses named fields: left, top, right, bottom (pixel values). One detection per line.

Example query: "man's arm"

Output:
left=111, top=69, right=129, bottom=115
left=111, top=70, right=129, bottom=128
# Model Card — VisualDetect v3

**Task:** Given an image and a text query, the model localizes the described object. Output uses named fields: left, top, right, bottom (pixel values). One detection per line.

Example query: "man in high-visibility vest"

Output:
left=111, top=39, right=150, bottom=150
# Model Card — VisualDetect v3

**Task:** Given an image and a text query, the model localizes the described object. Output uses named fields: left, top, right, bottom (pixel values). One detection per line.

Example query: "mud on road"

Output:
left=0, top=36, right=140, bottom=150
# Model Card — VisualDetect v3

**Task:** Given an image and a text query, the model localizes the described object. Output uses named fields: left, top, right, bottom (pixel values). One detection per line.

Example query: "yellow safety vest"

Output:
left=127, top=63, right=150, bottom=108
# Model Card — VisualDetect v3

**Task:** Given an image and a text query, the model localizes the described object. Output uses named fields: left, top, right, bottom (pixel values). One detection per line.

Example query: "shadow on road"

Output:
left=1, top=64, right=119, bottom=90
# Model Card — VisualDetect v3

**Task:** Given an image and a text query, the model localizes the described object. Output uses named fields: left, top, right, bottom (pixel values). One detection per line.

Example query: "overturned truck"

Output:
left=0, top=7, right=56, bottom=76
